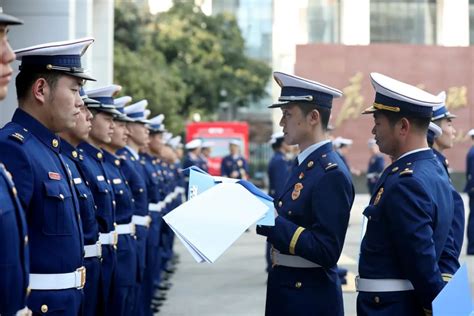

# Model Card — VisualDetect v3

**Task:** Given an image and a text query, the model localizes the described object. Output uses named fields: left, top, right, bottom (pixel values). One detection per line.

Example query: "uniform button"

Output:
left=26, top=286, right=31, bottom=296
left=86, top=181, right=90, bottom=186
left=295, top=282, right=302, bottom=288
left=278, top=201, right=282, bottom=207
left=119, top=190, right=123, bottom=194
left=139, top=188, right=144, bottom=193
left=24, top=235, right=28, bottom=245
left=134, top=235, right=137, bottom=240
left=288, top=210, right=292, bottom=215
left=374, top=296, right=380, bottom=304
left=105, top=189, right=109, bottom=193
left=112, top=200, right=116, bottom=206
left=131, top=198, right=135, bottom=202
left=41, top=304, right=48, bottom=313
left=59, top=193, right=64, bottom=200
left=368, top=216, right=372, bottom=220
left=95, top=205, right=98, bottom=210
left=83, top=194, right=88, bottom=199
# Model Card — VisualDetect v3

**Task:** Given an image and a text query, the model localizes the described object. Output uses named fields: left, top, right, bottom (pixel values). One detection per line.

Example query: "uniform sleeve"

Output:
left=385, top=178, right=445, bottom=310
left=220, top=158, right=229, bottom=177
left=263, top=170, right=353, bottom=268
left=439, top=189, right=464, bottom=277
left=0, top=141, right=34, bottom=209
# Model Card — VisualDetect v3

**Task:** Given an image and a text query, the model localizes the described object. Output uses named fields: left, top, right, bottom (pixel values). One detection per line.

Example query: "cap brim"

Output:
left=65, top=71, right=96, bottom=81
left=361, top=105, right=377, bottom=115
left=82, top=97, right=100, bottom=105
left=114, top=114, right=134, bottom=122
left=268, top=101, right=290, bottom=108
left=0, top=13, right=23, bottom=25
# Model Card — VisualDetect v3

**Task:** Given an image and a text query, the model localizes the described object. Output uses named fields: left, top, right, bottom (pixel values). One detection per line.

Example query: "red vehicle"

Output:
left=186, top=121, right=249, bottom=176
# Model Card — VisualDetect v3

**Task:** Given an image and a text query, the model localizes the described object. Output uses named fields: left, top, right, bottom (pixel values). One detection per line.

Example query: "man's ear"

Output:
left=309, top=109, right=320, bottom=126
left=398, top=117, right=410, bottom=136
left=31, top=78, right=49, bottom=105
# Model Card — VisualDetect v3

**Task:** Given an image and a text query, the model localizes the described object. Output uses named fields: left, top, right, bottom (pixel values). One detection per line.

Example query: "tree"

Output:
left=114, top=1, right=271, bottom=134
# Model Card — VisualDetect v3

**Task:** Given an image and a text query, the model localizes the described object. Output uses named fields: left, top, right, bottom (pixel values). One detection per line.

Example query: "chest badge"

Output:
left=48, top=172, right=61, bottom=181
left=374, top=187, right=384, bottom=205
left=292, top=183, right=304, bottom=200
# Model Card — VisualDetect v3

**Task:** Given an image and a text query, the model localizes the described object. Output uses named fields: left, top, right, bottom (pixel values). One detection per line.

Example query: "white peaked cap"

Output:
left=114, top=96, right=132, bottom=107
left=148, top=114, right=165, bottom=125
left=185, top=139, right=202, bottom=150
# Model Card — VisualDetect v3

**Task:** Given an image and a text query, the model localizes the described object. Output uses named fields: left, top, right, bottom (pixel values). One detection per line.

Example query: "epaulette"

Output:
left=399, top=167, right=414, bottom=177
left=8, top=127, right=30, bottom=144
left=318, top=153, right=339, bottom=172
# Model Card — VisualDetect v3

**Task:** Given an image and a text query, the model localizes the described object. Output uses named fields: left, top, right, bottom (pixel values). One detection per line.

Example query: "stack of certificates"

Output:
left=163, top=167, right=275, bottom=263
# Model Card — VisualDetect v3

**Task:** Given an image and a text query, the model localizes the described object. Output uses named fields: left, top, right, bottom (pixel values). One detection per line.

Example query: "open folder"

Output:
left=432, top=264, right=474, bottom=316
left=163, top=167, right=275, bottom=263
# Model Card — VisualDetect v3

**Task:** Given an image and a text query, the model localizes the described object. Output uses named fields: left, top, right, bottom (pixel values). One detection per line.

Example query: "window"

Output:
left=370, top=0, right=437, bottom=44
left=307, top=0, right=341, bottom=43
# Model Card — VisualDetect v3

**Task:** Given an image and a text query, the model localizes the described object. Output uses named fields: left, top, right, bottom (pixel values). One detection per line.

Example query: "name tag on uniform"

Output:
left=97, top=175, right=105, bottom=181
left=48, top=172, right=61, bottom=181
left=112, top=178, right=122, bottom=185
left=73, top=178, right=82, bottom=185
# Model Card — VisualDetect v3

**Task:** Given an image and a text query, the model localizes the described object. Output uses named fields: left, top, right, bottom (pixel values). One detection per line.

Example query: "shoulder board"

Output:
left=318, top=153, right=339, bottom=172
left=399, top=168, right=414, bottom=177
left=8, top=127, right=30, bottom=144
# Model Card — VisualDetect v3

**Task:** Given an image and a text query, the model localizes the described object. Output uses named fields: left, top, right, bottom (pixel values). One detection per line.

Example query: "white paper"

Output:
left=163, top=183, right=268, bottom=263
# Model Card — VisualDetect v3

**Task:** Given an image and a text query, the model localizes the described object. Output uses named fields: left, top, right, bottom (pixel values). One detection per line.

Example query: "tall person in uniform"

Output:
left=58, top=89, right=102, bottom=316
left=366, top=138, right=385, bottom=195
left=0, top=10, right=30, bottom=316
left=265, top=131, right=290, bottom=272
left=428, top=92, right=464, bottom=277
left=0, top=38, right=96, bottom=315
left=357, top=73, right=454, bottom=316
left=79, top=85, right=122, bottom=315
left=221, top=140, right=249, bottom=179
left=256, top=72, right=354, bottom=316
left=465, top=129, right=474, bottom=254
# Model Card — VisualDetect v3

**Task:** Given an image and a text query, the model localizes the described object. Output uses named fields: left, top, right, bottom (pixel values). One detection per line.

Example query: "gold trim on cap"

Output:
left=373, top=102, right=400, bottom=112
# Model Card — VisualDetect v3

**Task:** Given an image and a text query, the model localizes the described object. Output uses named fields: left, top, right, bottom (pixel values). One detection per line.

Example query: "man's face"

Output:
left=128, top=122, right=150, bottom=147
left=229, top=144, right=239, bottom=155
left=70, top=104, right=93, bottom=141
left=0, top=25, right=15, bottom=101
left=47, top=75, right=84, bottom=132
left=372, top=112, right=398, bottom=156
left=279, top=104, right=310, bottom=146
left=435, top=118, right=456, bottom=150
left=149, top=133, right=163, bottom=153
left=89, top=111, right=115, bottom=144
left=110, top=120, right=129, bottom=148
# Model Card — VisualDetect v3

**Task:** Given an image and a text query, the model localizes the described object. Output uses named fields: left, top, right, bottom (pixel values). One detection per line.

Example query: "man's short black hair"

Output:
left=15, top=70, right=62, bottom=103
left=294, top=102, right=331, bottom=131
left=377, top=111, right=430, bottom=132
left=271, top=137, right=284, bottom=151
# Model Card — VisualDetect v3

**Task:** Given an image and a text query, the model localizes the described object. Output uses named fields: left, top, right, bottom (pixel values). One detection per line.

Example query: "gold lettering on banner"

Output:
left=335, top=72, right=365, bottom=127
left=446, top=86, right=467, bottom=110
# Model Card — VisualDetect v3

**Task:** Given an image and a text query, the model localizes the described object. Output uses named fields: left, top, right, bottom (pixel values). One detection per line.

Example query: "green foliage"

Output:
left=114, top=1, right=271, bottom=135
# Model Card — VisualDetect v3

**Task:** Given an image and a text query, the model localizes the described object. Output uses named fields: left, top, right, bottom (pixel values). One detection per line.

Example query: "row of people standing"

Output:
left=0, top=13, right=183, bottom=316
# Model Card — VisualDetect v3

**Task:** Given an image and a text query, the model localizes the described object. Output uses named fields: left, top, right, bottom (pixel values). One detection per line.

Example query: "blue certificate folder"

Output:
left=184, top=167, right=275, bottom=226
left=433, top=264, right=474, bottom=316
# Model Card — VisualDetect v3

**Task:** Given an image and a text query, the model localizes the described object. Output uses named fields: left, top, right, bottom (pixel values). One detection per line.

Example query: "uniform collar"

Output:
left=297, top=140, right=331, bottom=165
left=125, top=146, right=140, bottom=160
left=102, top=149, right=121, bottom=166
left=12, top=108, right=61, bottom=153
left=60, top=138, right=80, bottom=161
left=79, top=141, right=104, bottom=161
left=396, top=147, right=430, bottom=162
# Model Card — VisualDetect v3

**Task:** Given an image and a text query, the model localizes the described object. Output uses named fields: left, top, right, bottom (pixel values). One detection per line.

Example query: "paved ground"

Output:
left=158, top=194, right=473, bottom=316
